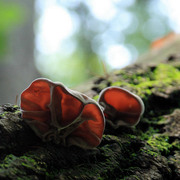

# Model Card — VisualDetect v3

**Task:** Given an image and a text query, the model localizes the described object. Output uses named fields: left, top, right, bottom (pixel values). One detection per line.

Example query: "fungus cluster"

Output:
left=20, top=78, right=144, bottom=149
left=21, top=78, right=105, bottom=149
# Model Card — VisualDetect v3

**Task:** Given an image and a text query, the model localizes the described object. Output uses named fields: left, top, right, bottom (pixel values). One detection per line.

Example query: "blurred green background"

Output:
left=0, top=0, right=178, bottom=104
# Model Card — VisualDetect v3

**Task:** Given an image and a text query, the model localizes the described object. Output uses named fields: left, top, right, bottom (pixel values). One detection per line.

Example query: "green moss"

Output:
left=112, top=63, right=180, bottom=99
left=93, top=94, right=99, bottom=101
left=56, top=135, right=126, bottom=179
left=139, top=127, right=159, bottom=141
left=0, top=111, right=8, bottom=117
left=141, top=148, right=158, bottom=157
left=156, top=116, right=167, bottom=125
left=57, top=63, right=180, bottom=179
left=111, top=81, right=130, bottom=87
left=154, top=64, right=180, bottom=81
left=125, top=134, right=137, bottom=139
left=13, top=105, right=19, bottom=109
left=147, top=135, right=172, bottom=155
left=58, top=148, right=120, bottom=179
left=0, top=154, right=48, bottom=179
left=1, top=63, right=179, bottom=179
left=172, top=139, right=180, bottom=150
left=133, top=64, right=180, bottom=97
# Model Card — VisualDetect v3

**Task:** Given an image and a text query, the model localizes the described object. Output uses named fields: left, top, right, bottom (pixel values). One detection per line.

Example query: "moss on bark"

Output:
left=0, top=58, right=180, bottom=179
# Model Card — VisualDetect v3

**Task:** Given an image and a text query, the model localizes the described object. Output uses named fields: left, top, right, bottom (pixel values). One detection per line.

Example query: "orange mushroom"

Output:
left=98, top=87, right=144, bottom=128
left=21, top=78, right=105, bottom=149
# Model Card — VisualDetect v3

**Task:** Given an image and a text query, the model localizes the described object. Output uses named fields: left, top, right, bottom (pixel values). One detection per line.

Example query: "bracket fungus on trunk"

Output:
left=20, top=78, right=105, bottom=149
left=98, top=87, right=144, bottom=128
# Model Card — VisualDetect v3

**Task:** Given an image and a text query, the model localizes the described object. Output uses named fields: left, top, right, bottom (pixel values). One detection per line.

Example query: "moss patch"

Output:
left=1, top=61, right=180, bottom=179
left=112, top=63, right=180, bottom=99
left=0, top=154, right=48, bottom=179
left=147, top=135, right=173, bottom=155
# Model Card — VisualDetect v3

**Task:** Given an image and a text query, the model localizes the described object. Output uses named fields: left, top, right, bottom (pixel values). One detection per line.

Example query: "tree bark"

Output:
left=0, top=48, right=180, bottom=179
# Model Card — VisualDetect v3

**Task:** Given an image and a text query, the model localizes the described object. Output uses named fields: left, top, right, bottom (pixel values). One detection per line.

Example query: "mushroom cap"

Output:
left=67, top=103, right=105, bottom=149
left=98, top=86, right=144, bottom=127
left=21, top=78, right=105, bottom=149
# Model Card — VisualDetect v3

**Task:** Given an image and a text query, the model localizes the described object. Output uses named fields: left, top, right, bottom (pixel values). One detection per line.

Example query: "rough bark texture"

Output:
left=0, top=55, right=180, bottom=179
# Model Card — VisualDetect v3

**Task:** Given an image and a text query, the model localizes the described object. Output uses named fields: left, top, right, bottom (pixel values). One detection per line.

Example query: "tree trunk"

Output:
left=0, top=0, right=39, bottom=104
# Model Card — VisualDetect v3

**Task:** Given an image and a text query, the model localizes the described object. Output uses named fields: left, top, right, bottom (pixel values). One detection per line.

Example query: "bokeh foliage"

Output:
left=37, top=0, right=171, bottom=86
left=0, top=0, right=172, bottom=87
left=0, top=1, right=24, bottom=58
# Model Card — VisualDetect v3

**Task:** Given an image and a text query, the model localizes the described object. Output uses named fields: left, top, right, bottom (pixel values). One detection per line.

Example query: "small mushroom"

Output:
left=98, top=86, right=144, bottom=128
left=21, top=78, right=105, bottom=149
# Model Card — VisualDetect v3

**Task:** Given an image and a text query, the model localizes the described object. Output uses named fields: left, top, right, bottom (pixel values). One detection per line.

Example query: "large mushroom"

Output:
left=98, top=86, right=144, bottom=128
left=21, top=78, right=105, bottom=149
